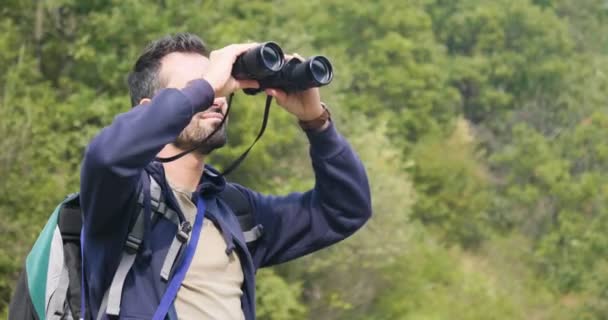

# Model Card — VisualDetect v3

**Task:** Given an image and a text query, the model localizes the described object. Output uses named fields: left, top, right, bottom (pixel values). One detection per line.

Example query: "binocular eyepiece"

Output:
left=231, top=42, right=333, bottom=95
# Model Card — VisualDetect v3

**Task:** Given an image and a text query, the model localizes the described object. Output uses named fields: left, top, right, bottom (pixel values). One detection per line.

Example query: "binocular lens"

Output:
left=233, top=42, right=334, bottom=94
left=232, top=42, right=284, bottom=80
left=262, top=46, right=282, bottom=71
left=309, top=56, right=333, bottom=85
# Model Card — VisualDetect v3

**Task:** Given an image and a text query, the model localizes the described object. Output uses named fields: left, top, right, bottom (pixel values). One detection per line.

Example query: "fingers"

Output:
left=236, top=79, right=260, bottom=90
left=225, top=42, right=260, bottom=56
left=265, top=88, right=287, bottom=101
left=209, top=42, right=259, bottom=65
left=285, top=53, right=305, bottom=62
left=205, top=42, right=261, bottom=96
left=292, top=53, right=305, bottom=61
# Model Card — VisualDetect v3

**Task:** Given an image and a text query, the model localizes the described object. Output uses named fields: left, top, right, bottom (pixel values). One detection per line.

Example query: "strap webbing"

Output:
left=105, top=206, right=146, bottom=316
left=124, top=208, right=145, bottom=253
left=160, top=237, right=183, bottom=281
left=159, top=218, right=192, bottom=282
left=243, top=225, right=263, bottom=243
left=149, top=178, right=168, bottom=214
left=152, top=194, right=207, bottom=320
left=150, top=176, right=185, bottom=282
left=104, top=253, right=137, bottom=316
left=99, top=173, right=151, bottom=318
left=149, top=177, right=180, bottom=225
left=46, top=264, right=70, bottom=320
left=96, top=289, right=109, bottom=320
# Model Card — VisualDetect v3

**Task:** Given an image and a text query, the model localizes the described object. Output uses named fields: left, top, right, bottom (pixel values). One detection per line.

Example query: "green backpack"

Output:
left=8, top=176, right=261, bottom=320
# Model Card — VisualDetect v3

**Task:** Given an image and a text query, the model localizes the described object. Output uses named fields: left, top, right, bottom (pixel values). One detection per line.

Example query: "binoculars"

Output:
left=231, top=42, right=333, bottom=95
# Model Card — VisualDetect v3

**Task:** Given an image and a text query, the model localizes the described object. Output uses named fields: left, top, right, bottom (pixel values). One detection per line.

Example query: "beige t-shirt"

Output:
left=170, top=184, right=245, bottom=320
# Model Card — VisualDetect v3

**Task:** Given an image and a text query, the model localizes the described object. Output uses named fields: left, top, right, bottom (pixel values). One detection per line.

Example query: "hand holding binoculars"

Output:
left=231, top=42, right=333, bottom=95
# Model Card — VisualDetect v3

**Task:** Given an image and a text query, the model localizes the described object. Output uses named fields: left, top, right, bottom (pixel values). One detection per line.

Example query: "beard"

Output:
left=173, top=119, right=227, bottom=155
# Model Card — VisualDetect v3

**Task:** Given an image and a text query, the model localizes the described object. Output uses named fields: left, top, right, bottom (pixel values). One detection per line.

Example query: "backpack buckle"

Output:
left=125, top=234, right=142, bottom=254
left=176, top=221, right=192, bottom=243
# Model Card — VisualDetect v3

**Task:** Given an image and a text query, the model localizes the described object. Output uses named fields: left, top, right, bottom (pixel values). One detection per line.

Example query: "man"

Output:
left=80, top=32, right=371, bottom=319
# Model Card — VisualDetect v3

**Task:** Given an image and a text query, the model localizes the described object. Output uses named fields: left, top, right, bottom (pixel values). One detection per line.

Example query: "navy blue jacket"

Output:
left=80, top=79, right=372, bottom=319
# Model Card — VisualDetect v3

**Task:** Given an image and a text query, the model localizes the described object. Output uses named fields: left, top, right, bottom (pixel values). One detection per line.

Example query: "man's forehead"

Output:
left=159, top=52, right=210, bottom=89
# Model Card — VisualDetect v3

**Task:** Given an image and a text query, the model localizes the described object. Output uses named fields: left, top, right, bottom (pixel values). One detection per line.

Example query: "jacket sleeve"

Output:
left=237, top=122, right=372, bottom=267
left=80, top=80, right=215, bottom=239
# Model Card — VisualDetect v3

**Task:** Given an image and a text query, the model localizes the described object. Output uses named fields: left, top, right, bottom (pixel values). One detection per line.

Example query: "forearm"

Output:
left=83, top=80, right=214, bottom=176
left=306, top=122, right=372, bottom=230
left=249, top=122, right=372, bottom=267
left=80, top=79, right=214, bottom=231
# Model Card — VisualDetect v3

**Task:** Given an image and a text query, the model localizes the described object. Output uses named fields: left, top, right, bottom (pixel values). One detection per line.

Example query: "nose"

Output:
left=213, top=97, right=228, bottom=112
left=213, top=97, right=227, bottom=107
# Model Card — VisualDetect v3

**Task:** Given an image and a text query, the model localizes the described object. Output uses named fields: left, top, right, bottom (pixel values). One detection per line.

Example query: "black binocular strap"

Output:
left=155, top=93, right=273, bottom=177
left=220, top=95, right=272, bottom=176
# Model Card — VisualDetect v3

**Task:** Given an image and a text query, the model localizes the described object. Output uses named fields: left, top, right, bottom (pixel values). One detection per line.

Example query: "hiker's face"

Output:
left=160, top=52, right=228, bottom=154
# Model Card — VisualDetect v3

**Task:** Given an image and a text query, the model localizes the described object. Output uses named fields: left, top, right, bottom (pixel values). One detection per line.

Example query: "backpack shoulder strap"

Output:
left=101, top=173, right=187, bottom=318
left=46, top=193, right=83, bottom=319
left=102, top=172, right=150, bottom=317
left=218, top=183, right=263, bottom=243
left=57, top=193, right=82, bottom=242
left=15, top=193, right=83, bottom=320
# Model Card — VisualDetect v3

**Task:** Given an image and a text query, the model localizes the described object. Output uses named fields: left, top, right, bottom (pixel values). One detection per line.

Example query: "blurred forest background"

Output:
left=2, top=0, right=608, bottom=319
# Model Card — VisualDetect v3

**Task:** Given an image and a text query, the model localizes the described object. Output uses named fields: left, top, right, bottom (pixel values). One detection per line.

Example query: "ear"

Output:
left=139, top=98, right=152, bottom=105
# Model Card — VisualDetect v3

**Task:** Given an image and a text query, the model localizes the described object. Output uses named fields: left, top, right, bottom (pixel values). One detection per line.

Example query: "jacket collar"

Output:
left=146, top=161, right=227, bottom=197
left=197, top=165, right=226, bottom=196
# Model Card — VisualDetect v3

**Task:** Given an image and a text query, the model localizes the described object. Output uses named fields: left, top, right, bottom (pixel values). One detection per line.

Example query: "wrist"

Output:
left=297, top=103, right=325, bottom=121
left=298, top=103, right=331, bottom=132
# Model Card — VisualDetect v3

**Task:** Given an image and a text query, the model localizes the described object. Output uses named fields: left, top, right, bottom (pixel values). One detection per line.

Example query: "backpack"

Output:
left=8, top=175, right=262, bottom=320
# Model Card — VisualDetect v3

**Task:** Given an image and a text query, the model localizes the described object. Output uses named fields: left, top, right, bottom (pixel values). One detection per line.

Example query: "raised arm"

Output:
left=239, top=122, right=372, bottom=267
left=80, top=42, right=260, bottom=237
left=80, top=80, right=215, bottom=236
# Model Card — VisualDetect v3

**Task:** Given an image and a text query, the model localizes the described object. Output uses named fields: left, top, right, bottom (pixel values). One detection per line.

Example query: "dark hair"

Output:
left=127, top=32, right=210, bottom=107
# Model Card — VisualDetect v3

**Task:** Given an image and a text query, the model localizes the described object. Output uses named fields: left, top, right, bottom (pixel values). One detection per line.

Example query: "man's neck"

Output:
left=158, top=144, right=206, bottom=192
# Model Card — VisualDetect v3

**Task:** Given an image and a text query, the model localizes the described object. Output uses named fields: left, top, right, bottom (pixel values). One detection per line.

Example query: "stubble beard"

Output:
left=173, top=120, right=227, bottom=155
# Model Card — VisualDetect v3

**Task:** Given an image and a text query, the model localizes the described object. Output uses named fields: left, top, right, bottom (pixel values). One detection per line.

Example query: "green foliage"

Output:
left=365, top=234, right=573, bottom=319
left=409, top=119, right=492, bottom=248
left=2, top=0, right=608, bottom=319
left=435, top=0, right=574, bottom=131
left=490, top=112, right=608, bottom=294
left=277, top=119, right=417, bottom=319
left=367, top=242, right=520, bottom=320
left=255, top=269, right=307, bottom=320
left=579, top=260, right=608, bottom=317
